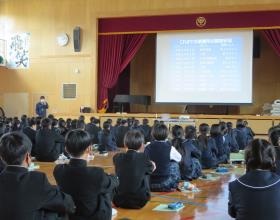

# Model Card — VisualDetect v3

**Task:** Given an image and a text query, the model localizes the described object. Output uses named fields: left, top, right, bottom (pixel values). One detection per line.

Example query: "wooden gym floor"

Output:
left=37, top=152, right=241, bottom=220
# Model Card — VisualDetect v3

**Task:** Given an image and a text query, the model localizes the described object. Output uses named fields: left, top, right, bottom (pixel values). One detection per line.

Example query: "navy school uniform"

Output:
left=139, top=124, right=152, bottom=143
left=274, top=146, right=280, bottom=176
left=234, top=127, right=249, bottom=150
left=228, top=170, right=280, bottom=220
left=115, top=126, right=129, bottom=148
left=178, top=139, right=202, bottom=180
left=199, top=137, right=218, bottom=169
left=213, top=135, right=229, bottom=164
left=98, top=131, right=118, bottom=152
left=113, top=150, right=154, bottom=209
left=226, top=130, right=239, bottom=153
left=85, top=123, right=101, bottom=145
left=144, top=140, right=181, bottom=192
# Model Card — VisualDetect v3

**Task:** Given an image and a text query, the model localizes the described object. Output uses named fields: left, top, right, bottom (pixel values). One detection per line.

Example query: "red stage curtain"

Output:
left=262, top=29, right=280, bottom=57
left=98, top=34, right=147, bottom=112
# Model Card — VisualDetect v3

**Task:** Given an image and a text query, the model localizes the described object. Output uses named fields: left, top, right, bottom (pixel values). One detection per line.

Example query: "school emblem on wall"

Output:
left=196, top=16, right=207, bottom=28
left=7, top=33, right=30, bottom=69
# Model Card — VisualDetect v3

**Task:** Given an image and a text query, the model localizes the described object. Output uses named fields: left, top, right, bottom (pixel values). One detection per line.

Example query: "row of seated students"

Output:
left=0, top=115, right=271, bottom=220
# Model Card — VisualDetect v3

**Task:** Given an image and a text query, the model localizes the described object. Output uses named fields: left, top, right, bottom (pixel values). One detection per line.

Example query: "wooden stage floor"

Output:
left=37, top=152, right=242, bottom=220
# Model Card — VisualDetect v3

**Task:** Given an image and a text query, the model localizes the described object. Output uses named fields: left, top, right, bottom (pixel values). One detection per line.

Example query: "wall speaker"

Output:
left=253, top=36, right=261, bottom=58
left=73, top=26, right=81, bottom=52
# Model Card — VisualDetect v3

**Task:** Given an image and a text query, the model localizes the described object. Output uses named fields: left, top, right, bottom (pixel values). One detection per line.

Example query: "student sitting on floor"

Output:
left=98, top=121, right=118, bottom=152
left=144, top=124, right=181, bottom=192
left=140, top=118, right=152, bottom=143
left=115, top=119, right=129, bottom=148
left=234, top=119, right=251, bottom=150
left=228, top=139, right=280, bottom=220
left=197, top=123, right=218, bottom=169
left=172, top=125, right=202, bottom=180
left=113, top=130, right=156, bottom=209
left=35, top=118, right=65, bottom=162
left=85, top=117, right=101, bottom=144
left=226, top=122, right=239, bottom=153
left=185, top=125, right=200, bottom=149
left=54, top=129, right=119, bottom=220
left=219, top=122, right=231, bottom=161
left=0, top=132, right=75, bottom=220
left=269, top=128, right=280, bottom=175
left=210, top=124, right=229, bottom=164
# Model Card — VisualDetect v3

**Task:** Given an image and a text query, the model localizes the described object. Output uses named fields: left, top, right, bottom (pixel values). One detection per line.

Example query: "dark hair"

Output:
left=172, top=125, right=185, bottom=156
left=65, top=129, right=92, bottom=157
left=219, top=121, right=227, bottom=135
left=151, top=124, right=168, bottom=141
left=270, top=129, right=280, bottom=146
left=51, top=118, right=58, bottom=128
left=48, top=114, right=54, bottom=120
left=28, top=117, right=36, bottom=127
left=70, top=119, right=78, bottom=130
left=102, top=121, right=111, bottom=135
left=124, top=130, right=144, bottom=150
left=245, top=139, right=276, bottom=172
left=77, top=120, right=85, bottom=130
left=121, top=119, right=127, bottom=125
left=107, top=118, right=113, bottom=125
left=116, top=118, right=122, bottom=126
left=226, top=122, right=233, bottom=130
left=198, top=123, right=209, bottom=150
left=41, top=118, right=51, bottom=128
left=210, top=124, right=222, bottom=137
left=0, top=132, right=32, bottom=165
left=185, top=125, right=197, bottom=139
left=90, top=117, right=96, bottom=123
left=40, top=96, right=45, bottom=99
left=79, top=115, right=85, bottom=122
left=58, top=119, right=66, bottom=128
left=236, top=119, right=245, bottom=128
left=143, top=118, right=149, bottom=125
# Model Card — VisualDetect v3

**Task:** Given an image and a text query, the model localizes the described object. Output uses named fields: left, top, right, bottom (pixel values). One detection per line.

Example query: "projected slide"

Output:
left=156, top=30, right=253, bottom=104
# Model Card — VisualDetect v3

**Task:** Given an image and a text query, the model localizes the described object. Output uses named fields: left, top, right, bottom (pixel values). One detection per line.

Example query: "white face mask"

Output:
left=40, top=99, right=45, bottom=103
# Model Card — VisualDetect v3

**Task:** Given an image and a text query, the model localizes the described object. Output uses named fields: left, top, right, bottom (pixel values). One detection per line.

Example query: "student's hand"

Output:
left=150, top=160, right=156, bottom=172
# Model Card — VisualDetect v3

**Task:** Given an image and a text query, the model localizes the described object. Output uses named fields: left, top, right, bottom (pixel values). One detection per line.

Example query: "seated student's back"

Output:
left=172, top=125, right=202, bottom=180
left=0, top=132, right=75, bottom=220
left=98, top=121, right=117, bottom=152
left=54, top=129, right=119, bottom=220
left=210, top=124, right=228, bottom=164
left=144, top=124, right=181, bottom=192
left=113, top=130, right=155, bottom=209
left=35, top=118, right=65, bottom=162
left=198, top=123, right=218, bottom=169
left=234, top=119, right=250, bottom=150
left=269, top=128, right=280, bottom=175
left=115, top=120, right=129, bottom=148
left=228, top=139, right=280, bottom=220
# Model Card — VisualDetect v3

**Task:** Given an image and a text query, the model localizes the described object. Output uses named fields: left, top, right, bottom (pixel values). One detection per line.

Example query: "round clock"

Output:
left=56, top=33, right=69, bottom=47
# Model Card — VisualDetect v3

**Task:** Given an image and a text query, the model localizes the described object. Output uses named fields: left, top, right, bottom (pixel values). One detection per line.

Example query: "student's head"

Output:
left=153, top=120, right=159, bottom=126
left=48, top=114, right=54, bottom=120
left=116, top=118, right=122, bottom=126
left=77, top=120, right=85, bottom=130
left=79, top=115, right=85, bottom=122
left=245, top=139, right=276, bottom=172
left=133, top=119, right=140, bottom=127
left=0, top=132, right=32, bottom=166
left=143, top=118, right=149, bottom=126
left=124, top=130, right=144, bottom=151
left=199, top=123, right=209, bottom=136
left=269, top=129, right=280, bottom=147
left=244, top=120, right=248, bottom=127
left=236, top=119, right=245, bottom=128
left=90, top=117, right=96, bottom=123
left=65, top=129, right=92, bottom=158
left=93, top=118, right=100, bottom=125
left=121, top=119, right=127, bottom=126
left=51, top=118, right=58, bottom=128
left=28, top=117, right=36, bottom=128
left=41, top=118, right=51, bottom=129
left=219, top=121, right=227, bottom=135
left=102, top=121, right=111, bottom=134
left=172, top=125, right=184, bottom=139
left=185, top=125, right=197, bottom=139
left=210, top=124, right=222, bottom=137
left=107, top=118, right=113, bottom=125
left=58, top=118, right=66, bottom=128
left=70, top=119, right=78, bottom=130
left=226, top=122, right=233, bottom=130
left=40, top=96, right=45, bottom=102
left=151, top=124, right=168, bottom=141
left=21, top=114, right=27, bottom=122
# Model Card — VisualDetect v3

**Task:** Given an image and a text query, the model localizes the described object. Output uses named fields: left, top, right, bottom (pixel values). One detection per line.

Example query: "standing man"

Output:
left=36, top=96, right=49, bottom=118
